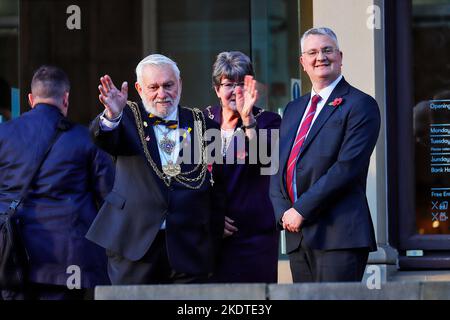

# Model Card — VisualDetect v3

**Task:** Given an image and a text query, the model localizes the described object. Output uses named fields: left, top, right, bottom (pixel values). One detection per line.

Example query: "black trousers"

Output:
left=107, top=230, right=209, bottom=285
left=289, top=235, right=369, bottom=283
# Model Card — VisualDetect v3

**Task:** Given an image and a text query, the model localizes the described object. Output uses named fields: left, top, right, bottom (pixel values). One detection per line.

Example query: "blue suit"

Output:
left=0, top=104, right=114, bottom=288
left=270, top=78, right=380, bottom=280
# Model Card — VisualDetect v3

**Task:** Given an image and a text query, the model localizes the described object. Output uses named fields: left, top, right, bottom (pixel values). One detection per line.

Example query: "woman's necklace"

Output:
left=221, top=112, right=239, bottom=157
left=221, top=128, right=235, bottom=157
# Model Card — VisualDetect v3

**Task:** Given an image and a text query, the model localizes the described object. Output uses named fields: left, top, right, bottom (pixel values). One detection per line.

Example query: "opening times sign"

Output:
left=420, top=100, right=450, bottom=234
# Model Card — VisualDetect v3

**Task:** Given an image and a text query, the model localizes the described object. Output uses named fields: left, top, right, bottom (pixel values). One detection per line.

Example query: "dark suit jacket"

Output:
left=270, top=77, right=380, bottom=253
left=0, top=103, right=114, bottom=288
left=86, top=103, right=225, bottom=276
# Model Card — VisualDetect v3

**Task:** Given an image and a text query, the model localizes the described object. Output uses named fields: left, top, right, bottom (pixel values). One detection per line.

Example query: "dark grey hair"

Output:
left=212, top=51, right=254, bottom=88
left=300, top=27, right=340, bottom=53
left=136, top=54, right=180, bottom=84
left=31, top=65, right=70, bottom=99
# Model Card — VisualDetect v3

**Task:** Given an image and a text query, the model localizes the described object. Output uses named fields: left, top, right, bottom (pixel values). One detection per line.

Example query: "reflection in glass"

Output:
left=0, top=0, right=19, bottom=122
left=155, top=0, right=299, bottom=113
left=156, top=0, right=251, bottom=109
left=413, top=0, right=450, bottom=234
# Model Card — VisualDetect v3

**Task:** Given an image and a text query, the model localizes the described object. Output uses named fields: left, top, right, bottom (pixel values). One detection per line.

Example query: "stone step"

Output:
left=95, top=281, right=450, bottom=300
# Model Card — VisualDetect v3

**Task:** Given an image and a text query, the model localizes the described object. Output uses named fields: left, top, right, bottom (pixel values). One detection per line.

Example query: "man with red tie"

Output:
left=270, top=27, right=380, bottom=282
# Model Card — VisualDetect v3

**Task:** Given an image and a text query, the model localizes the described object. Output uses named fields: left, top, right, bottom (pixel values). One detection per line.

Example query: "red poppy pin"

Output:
left=236, top=150, right=247, bottom=160
left=329, top=97, right=343, bottom=107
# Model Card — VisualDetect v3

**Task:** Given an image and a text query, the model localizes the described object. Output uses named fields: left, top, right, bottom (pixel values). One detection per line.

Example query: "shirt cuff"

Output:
left=99, top=110, right=122, bottom=131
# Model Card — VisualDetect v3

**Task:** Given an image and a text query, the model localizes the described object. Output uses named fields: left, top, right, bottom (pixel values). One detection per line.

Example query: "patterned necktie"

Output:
left=148, top=113, right=178, bottom=129
left=286, top=94, right=322, bottom=203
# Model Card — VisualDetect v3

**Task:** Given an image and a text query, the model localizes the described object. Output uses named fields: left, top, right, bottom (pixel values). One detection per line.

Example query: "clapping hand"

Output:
left=98, top=75, right=128, bottom=119
left=235, top=75, right=258, bottom=126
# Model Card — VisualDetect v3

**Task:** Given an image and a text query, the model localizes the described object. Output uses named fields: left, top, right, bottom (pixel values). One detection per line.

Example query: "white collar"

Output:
left=311, top=74, right=343, bottom=102
left=164, top=105, right=178, bottom=121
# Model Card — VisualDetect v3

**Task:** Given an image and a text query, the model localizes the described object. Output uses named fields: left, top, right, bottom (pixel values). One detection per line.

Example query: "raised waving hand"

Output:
left=98, top=75, right=128, bottom=119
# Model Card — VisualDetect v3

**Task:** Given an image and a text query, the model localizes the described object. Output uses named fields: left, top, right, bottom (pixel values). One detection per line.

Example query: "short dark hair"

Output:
left=212, top=51, right=254, bottom=88
left=31, top=65, right=70, bottom=99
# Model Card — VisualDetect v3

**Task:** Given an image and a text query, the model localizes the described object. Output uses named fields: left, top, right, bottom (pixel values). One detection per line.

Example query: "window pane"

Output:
left=251, top=0, right=300, bottom=113
left=157, top=0, right=251, bottom=109
left=0, top=0, right=19, bottom=122
left=413, top=0, right=450, bottom=234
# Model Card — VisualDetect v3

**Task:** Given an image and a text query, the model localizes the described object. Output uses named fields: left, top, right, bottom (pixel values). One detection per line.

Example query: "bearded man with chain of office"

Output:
left=86, top=54, right=226, bottom=284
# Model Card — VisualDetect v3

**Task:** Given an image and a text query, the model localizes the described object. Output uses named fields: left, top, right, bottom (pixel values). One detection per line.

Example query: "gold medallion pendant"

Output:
left=128, top=101, right=208, bottom=189
left=159, top=135, right=176, bottom=155
left=162, top=161, right=181, bottom=177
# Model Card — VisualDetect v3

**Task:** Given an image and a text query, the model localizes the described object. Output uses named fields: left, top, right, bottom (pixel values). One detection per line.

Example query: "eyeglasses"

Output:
left=220, top=82, right=245, bottom=91
left=302, top=47, right=338, bottom=59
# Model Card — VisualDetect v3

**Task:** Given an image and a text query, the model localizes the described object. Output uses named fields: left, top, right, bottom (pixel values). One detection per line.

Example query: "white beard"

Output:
left=141, top=94, right=181, bottom=118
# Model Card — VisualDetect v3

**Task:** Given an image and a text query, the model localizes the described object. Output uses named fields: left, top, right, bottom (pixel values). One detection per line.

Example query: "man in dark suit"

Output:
left=270, top=27, right=380, bottom=282
left=0, top=65, right=114, bottom=299
left=86, top=54, right=225, bottom=284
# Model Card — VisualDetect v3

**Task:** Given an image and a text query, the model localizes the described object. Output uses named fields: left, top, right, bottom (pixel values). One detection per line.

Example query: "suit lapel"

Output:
left=280, top=97, right=309, bottom=166
left=135, top=103, right=169, bottom=196
left=278, top=96, right=309, bottom=197
left=177, top=107, right=196, bottom=172
left=139, top=103, right=163, bottom=172
left=297, top=77, right=350, bottom=159
left=178, top=106, right=192, bottom=139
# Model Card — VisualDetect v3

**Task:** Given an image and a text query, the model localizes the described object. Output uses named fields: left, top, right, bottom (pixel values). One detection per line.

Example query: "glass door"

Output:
left=250, top=0, right=300, bottom=113
left=149, top=0, right=300, bottom=112
left=412, top=0, right=450, bottom=236
left=151, top=0, right=252, bottom=109
left=0, top=0, right=19, bottom=122
left=387, top=0, right=450, bottom=269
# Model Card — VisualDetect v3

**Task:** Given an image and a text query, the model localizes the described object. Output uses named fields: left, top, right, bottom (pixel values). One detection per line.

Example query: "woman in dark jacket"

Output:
left=205, top=51, right=281, bottom=283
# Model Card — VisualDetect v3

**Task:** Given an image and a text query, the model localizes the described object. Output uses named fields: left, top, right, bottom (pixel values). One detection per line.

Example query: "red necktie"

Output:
left=286, top=94, right=322, bottom=203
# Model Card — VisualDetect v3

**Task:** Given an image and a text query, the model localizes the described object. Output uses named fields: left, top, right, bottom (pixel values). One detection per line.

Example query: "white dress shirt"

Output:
left=296, top=74, right=343, bottom=139
left=291, top=74, right=343, bottom=202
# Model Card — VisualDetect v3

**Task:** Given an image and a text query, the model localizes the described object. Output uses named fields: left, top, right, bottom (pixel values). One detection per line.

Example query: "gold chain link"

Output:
left=128, top=101, right=209, bottom=189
